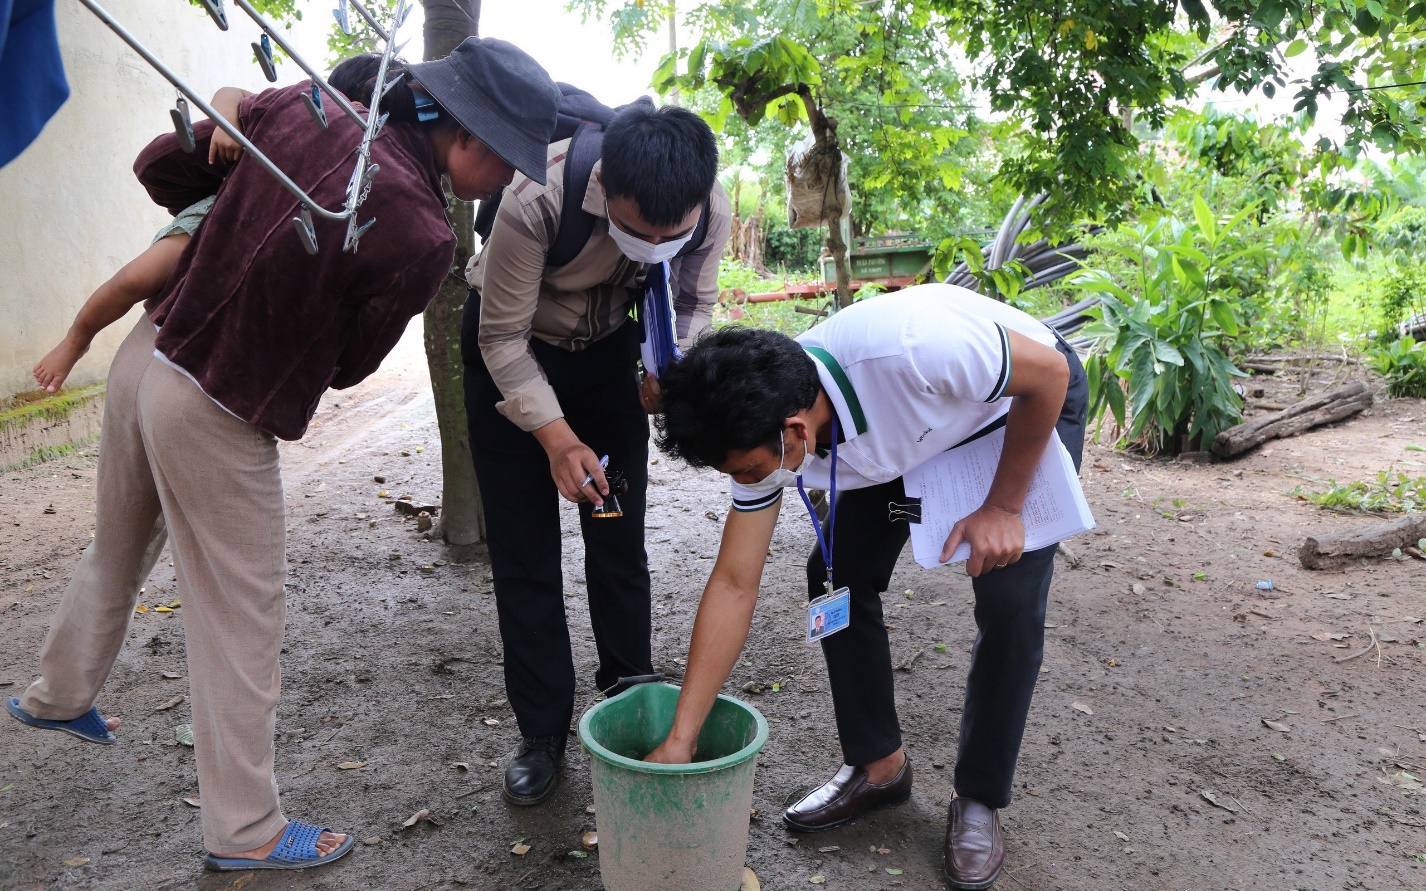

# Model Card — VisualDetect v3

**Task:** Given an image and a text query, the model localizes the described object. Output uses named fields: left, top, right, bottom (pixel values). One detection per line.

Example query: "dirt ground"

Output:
left=2, top=326, right=1424, bottom=891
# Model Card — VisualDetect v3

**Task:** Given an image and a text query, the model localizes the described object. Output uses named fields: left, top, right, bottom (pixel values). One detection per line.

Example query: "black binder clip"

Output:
left=332, top=0, right=352, bottom=35
left=888, top=499, right=922, bottom=523
left=169, top=96, right=195, bottom=153
left=197, top=0, right=228, bottom=30
left=292, top=208, right=318, bottom=255
left=252, top=33, right=278, bottom=83
left=301, top=84, right=328, bottom=129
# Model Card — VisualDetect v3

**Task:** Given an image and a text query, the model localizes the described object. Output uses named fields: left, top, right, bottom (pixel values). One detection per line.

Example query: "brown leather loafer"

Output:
left=783, top=756, right=913, bottom=832
left=944, top=796, right=1005, bottom=889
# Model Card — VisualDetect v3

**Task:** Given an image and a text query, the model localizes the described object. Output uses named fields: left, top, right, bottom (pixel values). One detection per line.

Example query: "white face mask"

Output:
left=740, top=432, right=815, bottom=495
left=606, top=209, right=696, bottom=264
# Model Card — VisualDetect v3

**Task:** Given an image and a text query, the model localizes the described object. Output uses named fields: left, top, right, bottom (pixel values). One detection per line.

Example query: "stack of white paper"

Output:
left=902, top=428, right=1095, bottom=568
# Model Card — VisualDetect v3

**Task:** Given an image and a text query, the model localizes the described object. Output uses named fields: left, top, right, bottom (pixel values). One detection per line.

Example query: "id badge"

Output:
left=807, top=586, right=851, bottom=643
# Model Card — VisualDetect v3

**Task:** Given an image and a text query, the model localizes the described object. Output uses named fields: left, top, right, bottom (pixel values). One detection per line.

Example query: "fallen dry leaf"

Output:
left=483, top=717, right=500, bottom=727
left=337, top=761, right=367, bottom=770
left=1311, top=632, right=1349, bottom=641
left=809, top=877, right=825, bottom=885
left=741, top=867, right=761, bottom=891
left=511, top=842, right=531, bottom=856
left=152, top=696, right=184, bottom=712
left=1113, top=830, right=1130, bottom=842
left=1200, top=789, right=1239, bottom=813
left=182, top=796, right=201, bottom=808
left=451, top=761, right=470, bottom=771
left=1072, top=701, right=1094, bottom=715
left=402, top=808, right=429, bottom=828
left=63, top=857, right=89, bottom=868
left=581, top=831, right=598, bottom=850
left=818, top=845, right=840, bottom=853
left=1263, top=719, right=1291, bottom=733
left=877, top=846, right=891, bottom=855
left=362, top=836, right=381, bottom=846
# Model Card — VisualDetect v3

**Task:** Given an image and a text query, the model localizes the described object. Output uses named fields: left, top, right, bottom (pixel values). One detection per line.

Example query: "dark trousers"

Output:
left=807, top=337, right=1088, bottom=809
left=462, top=291, right=653, bottom=739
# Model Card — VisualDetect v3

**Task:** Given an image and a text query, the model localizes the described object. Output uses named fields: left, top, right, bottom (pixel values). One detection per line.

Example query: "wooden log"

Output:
left=1212, top=382, right=1373, bottom=459
left=1299, top=513, right=1426, bottom=570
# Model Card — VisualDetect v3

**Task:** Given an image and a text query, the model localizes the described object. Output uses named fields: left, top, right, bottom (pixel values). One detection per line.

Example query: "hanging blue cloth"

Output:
left=0, top=0, right=70, bottom=168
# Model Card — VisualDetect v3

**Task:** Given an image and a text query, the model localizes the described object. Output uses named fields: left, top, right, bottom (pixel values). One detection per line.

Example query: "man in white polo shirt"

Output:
left=645, top=282, right=1088, bottom=889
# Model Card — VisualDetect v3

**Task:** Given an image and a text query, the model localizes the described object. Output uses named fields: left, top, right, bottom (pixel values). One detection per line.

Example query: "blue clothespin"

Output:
left=332, top=0, right=352, bottom=35
left=252, top=33, right=277, bottom=83
left=412, top=91, right=439, bottom=123
left=198, top=0, right=228, bottom=30
left=301, top=84, right=328, bottom=129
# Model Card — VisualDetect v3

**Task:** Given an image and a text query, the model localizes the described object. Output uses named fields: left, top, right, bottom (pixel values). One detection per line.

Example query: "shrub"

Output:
left=1367, top=337, right=1426, bottom=399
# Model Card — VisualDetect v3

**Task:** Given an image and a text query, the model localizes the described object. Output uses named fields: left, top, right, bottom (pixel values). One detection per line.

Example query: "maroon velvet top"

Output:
left=134, top=83, right=456, bottom=440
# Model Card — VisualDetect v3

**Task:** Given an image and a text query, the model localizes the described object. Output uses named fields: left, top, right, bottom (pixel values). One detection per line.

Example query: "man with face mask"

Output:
left=644, top=283, right=1089, bottom=890
left=462, top=101, right=730, bottom=806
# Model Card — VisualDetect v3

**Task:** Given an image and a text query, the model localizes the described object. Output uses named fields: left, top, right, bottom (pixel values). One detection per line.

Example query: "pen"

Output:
left=580, top=454, right=610, bottom=490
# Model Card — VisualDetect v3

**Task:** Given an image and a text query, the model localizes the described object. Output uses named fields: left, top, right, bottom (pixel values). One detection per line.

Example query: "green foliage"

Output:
left=763, top=219, right=823, bottom=271
left=1293, top=470, right=1426, bottom=514
left=1073, top=197, right=1266, bottom=454
left=1367, top=337, right=1426, bottom=399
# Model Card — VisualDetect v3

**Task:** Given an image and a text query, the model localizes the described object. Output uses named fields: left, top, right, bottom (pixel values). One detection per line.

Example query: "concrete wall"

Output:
left=0, top=0, right=304, bottom=399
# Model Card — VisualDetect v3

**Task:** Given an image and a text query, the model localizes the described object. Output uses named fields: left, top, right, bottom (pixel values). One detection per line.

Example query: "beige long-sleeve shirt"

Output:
left=468, top=138, right=732, bottom=433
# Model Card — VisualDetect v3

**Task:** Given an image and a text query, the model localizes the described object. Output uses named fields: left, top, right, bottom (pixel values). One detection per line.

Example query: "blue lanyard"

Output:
left=796, top=416, right=838, bottom=592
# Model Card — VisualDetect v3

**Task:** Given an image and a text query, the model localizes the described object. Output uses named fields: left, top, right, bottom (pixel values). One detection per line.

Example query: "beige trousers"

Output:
left=20, top=319, right=289, bottom=855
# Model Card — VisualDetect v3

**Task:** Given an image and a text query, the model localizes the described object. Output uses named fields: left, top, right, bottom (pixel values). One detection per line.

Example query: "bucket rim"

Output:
left=578, top=683, right=770, bottom=776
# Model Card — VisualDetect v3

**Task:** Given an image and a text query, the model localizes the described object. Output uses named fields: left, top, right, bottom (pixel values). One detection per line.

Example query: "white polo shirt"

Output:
left=730, top=283, right=1058, bottom=512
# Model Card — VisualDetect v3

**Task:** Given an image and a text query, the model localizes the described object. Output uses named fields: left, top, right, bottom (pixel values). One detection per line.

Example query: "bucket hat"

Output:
left=407, top=37, right=559, bottom=184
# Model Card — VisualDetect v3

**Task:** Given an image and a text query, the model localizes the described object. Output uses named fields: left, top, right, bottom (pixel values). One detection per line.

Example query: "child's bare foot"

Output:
left=33, top=337, right=89, bottom=392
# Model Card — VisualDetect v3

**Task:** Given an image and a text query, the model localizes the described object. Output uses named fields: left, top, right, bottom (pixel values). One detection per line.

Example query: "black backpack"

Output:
left=472, top=84, right=712, bottom=268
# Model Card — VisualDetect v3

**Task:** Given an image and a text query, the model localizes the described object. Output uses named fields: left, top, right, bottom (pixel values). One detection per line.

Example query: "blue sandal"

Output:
left=204, top=820, right=355, bottom=871
left=6, top=697, right=116, bottom=745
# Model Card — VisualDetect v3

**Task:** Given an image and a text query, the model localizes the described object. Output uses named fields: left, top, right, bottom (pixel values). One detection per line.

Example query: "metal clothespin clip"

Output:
left=372, top=111, right=389, bottom=137
left=343, top=217, right=375, bottom=253
left=888, top=500, right=922, bottom=523
left=170, top=96, right=195, bottom=153
left=394, top=3, right=412, bottom=28
left=252, top=33, right=277, bottom=83
left=198, top=0, right=228, bottom=30
left=292, top=208, right=318, bottom=255
left=301, top=83, right=328, bottom=129
left=332, top=0, right=351, bottom=35
left=380, top=70, right=407, bottom=102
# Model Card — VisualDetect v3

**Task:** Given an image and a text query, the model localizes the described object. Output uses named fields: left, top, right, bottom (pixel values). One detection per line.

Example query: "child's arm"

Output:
left=32, top=235, right=190, bottom=392
left=208, top=87, right=256, bottom=165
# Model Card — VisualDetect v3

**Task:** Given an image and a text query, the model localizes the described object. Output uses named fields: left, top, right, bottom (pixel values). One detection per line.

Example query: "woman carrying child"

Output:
left=8, top=39, right=558, bottom=872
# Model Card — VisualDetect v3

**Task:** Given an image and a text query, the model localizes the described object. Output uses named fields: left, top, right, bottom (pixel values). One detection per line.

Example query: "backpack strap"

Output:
left=673, top=193, right=713, bottom=261
left=546, top=123, right=605, bottom=268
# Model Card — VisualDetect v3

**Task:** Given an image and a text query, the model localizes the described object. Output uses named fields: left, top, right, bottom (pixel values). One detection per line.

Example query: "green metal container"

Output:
left=578, top=683, right=769, bottom=891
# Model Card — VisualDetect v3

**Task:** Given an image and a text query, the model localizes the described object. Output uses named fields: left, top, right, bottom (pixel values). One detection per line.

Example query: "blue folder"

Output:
left=638, top=260, right=683, bottom=378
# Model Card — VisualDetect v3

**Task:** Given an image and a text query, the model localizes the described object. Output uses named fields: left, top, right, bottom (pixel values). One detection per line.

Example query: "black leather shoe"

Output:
left=943, top=796, right=1005, bottom=889
left=783, top=755, right=913, bottom=831
left=503, top=735, right=565, bottom=806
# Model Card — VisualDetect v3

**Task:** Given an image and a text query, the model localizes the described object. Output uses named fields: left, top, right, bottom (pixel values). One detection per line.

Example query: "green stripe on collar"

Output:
left=804, top=347, right=868, bottom=435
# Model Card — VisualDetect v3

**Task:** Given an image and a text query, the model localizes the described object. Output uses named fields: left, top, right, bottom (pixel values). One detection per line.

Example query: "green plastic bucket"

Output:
left=578, top=683, right=769, bottom=891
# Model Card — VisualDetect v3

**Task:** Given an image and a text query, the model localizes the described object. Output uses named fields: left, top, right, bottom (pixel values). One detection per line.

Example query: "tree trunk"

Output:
left=1210, top=382, right=1373, bottom=459
left=1299, top=513, right=1426, bottom=570
left=799, top=87, right=852, bottom=309
left=421, top=0, right=485, bottom=555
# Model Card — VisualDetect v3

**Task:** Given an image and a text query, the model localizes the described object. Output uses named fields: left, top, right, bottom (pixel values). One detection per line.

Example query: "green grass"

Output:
left=1291, top=469, right=1426, bottom=514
